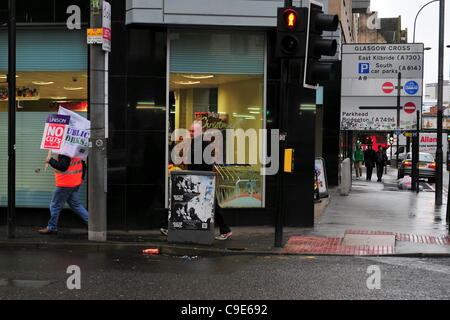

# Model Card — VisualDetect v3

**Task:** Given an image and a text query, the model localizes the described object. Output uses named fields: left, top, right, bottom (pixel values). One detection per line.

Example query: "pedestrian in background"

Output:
left=38, top=154, right=88, bottom=234
left=353, top=143, right=364, bottom=179
left=375, top=146, right=388, bottom=182
left=363, top=144, right=376, bottom=181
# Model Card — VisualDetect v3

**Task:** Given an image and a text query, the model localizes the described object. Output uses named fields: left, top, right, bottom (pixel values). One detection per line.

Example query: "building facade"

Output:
left=1, top=0, right=356, bottom=231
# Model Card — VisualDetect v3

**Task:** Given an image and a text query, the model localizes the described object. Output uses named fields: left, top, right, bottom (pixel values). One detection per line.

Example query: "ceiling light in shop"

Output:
left=64, top=87, right=84, bottom=91
left=249, top=111, right=261, bottom=114
left=0, top=75, right=19, bottom=79
left=32, top=81, right=54, bottom=85
left=172, top=81, right=201, bottom=85
left=247, top=107, right=261, bottom=110
left=181, top=74, right=214, bottom=80
left=50, top=96, right=68, bottom=100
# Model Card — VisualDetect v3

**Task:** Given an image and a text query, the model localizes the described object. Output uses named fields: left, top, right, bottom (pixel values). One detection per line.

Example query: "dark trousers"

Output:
left=376, top=163, right=384, bottom=181
left=215, top=206, right=231, bottom=235
left=366, top=166, right=374, bottom=180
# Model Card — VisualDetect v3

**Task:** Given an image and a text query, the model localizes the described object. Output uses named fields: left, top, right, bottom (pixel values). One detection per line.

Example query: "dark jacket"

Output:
left=375, top=150, right=388, bottom=165
left=363, top=149, right=376, bottom=167
left=49, top=155, right=87, bottom=180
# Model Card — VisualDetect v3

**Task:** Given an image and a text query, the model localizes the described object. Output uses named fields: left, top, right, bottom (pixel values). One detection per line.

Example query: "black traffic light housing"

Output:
left=275, top=7, right=308, bottom=59
left=304, top=2, right=339, bottom=89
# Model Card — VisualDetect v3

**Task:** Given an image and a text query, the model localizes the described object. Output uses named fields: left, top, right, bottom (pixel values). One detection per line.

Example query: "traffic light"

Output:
left=275, top=7, right=308, bottom=59
left=304, top=2, right=339, bottom=88
left=447, top=132, right=450, bottom=142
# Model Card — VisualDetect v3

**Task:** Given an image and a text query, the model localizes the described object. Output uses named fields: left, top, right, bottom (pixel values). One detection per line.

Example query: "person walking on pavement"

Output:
left=363, top=144, right=376, bottom=181
left=353, top=143, right=364, bottom=179
left=38, top=154, right=88, bottom=234
left=375, top=145, right=388, bottom=182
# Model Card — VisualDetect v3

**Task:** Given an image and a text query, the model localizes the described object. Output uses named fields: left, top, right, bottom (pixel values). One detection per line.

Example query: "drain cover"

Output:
left=341, top=234, right=396, bottom=247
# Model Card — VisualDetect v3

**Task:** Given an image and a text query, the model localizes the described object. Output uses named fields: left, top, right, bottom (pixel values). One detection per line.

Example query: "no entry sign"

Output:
left=40, top=114, right=71, bottom=150
left=404, top=102, right=416, bottom=114
left=382, top=82, right=395, bottom=94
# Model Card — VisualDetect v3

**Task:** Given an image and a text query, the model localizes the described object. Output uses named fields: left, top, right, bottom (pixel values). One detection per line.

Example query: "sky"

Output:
left=370, top=0, right=450, bottom=85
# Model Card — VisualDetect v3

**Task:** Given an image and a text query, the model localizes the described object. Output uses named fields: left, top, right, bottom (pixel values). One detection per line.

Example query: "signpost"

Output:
left=341, top=44, right=424, bottom=131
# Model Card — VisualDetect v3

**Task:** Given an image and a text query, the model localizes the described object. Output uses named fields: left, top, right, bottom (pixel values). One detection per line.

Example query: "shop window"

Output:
left=168, top=30, right=266, bottom=208
left=0, top=29, right=87, bottom=207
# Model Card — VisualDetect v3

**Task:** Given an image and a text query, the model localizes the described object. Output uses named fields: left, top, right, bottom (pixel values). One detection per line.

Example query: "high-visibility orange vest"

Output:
left=55, top=158, right=83, bottom=187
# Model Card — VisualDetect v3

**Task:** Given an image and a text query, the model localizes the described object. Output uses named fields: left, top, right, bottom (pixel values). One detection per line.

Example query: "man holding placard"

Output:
left=38, top=108, right=91, bottom=235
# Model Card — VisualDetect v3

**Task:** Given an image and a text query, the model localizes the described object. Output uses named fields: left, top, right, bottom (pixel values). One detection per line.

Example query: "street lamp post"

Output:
left=413, top=0, right=439, bottom=44
left=435, top=0, right=445, bottom=206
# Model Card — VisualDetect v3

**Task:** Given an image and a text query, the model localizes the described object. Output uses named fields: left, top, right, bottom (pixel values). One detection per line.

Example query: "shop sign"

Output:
left=40, top=115, right=71, bottom=150
left=87, top=28, right=103, bottom=44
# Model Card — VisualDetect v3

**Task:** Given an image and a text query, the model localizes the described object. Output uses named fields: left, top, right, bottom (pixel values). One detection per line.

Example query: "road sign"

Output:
left=404, top=80, right=419, bottom=95
left=340, top=96, right=421, bottom=131
left=342, top=44, right=424, bottom=80
left=341, top=43, right=424, bottom=131
left=404, top=102, right=416, bottom=114
left=341, top=79, right=422, bottom=97
left=102, top=1, right=111, bottom=52
left=382, top=82, right=394, bottom=94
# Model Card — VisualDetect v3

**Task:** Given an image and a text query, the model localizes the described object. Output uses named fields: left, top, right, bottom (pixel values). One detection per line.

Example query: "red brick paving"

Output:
left=283, top=230, right=450, bottom=255
left=282, top=236, right=395, bottom=255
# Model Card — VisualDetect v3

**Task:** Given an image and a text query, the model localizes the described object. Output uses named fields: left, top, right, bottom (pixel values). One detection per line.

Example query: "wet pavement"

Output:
left=0, top=247, right=449, bottom=300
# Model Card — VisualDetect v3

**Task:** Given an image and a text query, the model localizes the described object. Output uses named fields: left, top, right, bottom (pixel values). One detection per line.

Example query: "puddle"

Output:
left=0, top=279, right=56, bottom=288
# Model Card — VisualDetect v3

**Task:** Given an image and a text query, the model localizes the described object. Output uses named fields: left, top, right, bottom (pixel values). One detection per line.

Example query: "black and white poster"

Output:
left=169, top=172, right=216, bottom=231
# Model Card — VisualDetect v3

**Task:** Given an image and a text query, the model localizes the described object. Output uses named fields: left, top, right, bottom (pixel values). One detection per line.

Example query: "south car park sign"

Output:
left=341, top=43, right=424, bottom=131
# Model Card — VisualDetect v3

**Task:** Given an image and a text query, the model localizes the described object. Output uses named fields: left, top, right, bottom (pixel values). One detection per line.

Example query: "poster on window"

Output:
left=40, top=114, right=71, bottom=150
left=315, top=158, right=329, bottom=198
left=169, top=171, right=216, bottom=231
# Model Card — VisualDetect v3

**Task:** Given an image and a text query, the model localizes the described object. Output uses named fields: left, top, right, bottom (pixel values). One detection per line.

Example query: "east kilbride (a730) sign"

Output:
left=340, top=43, right=424, bottom=131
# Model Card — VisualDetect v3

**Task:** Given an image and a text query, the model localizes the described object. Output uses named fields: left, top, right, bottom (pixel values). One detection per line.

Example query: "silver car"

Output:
left=397, top=152, right=436, bottom=183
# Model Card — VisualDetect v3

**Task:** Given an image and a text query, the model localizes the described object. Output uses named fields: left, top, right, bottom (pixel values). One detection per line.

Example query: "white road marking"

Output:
left=361, top=257, right=450, bottom=275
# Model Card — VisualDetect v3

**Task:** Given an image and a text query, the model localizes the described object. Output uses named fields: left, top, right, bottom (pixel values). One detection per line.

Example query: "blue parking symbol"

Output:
left=359, top=63, right=370, bottom=74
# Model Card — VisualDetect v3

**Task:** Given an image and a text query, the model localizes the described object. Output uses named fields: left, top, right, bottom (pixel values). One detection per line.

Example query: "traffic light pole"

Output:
left=7, top=0, right=16, bottom=239
left=275, top=58, right=289, bottom=248
left=395, top=72, right=402, bottom=168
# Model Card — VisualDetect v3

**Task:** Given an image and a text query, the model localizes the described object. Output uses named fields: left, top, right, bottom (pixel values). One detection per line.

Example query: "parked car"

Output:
left=397, top=152, right=436, bottom=183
